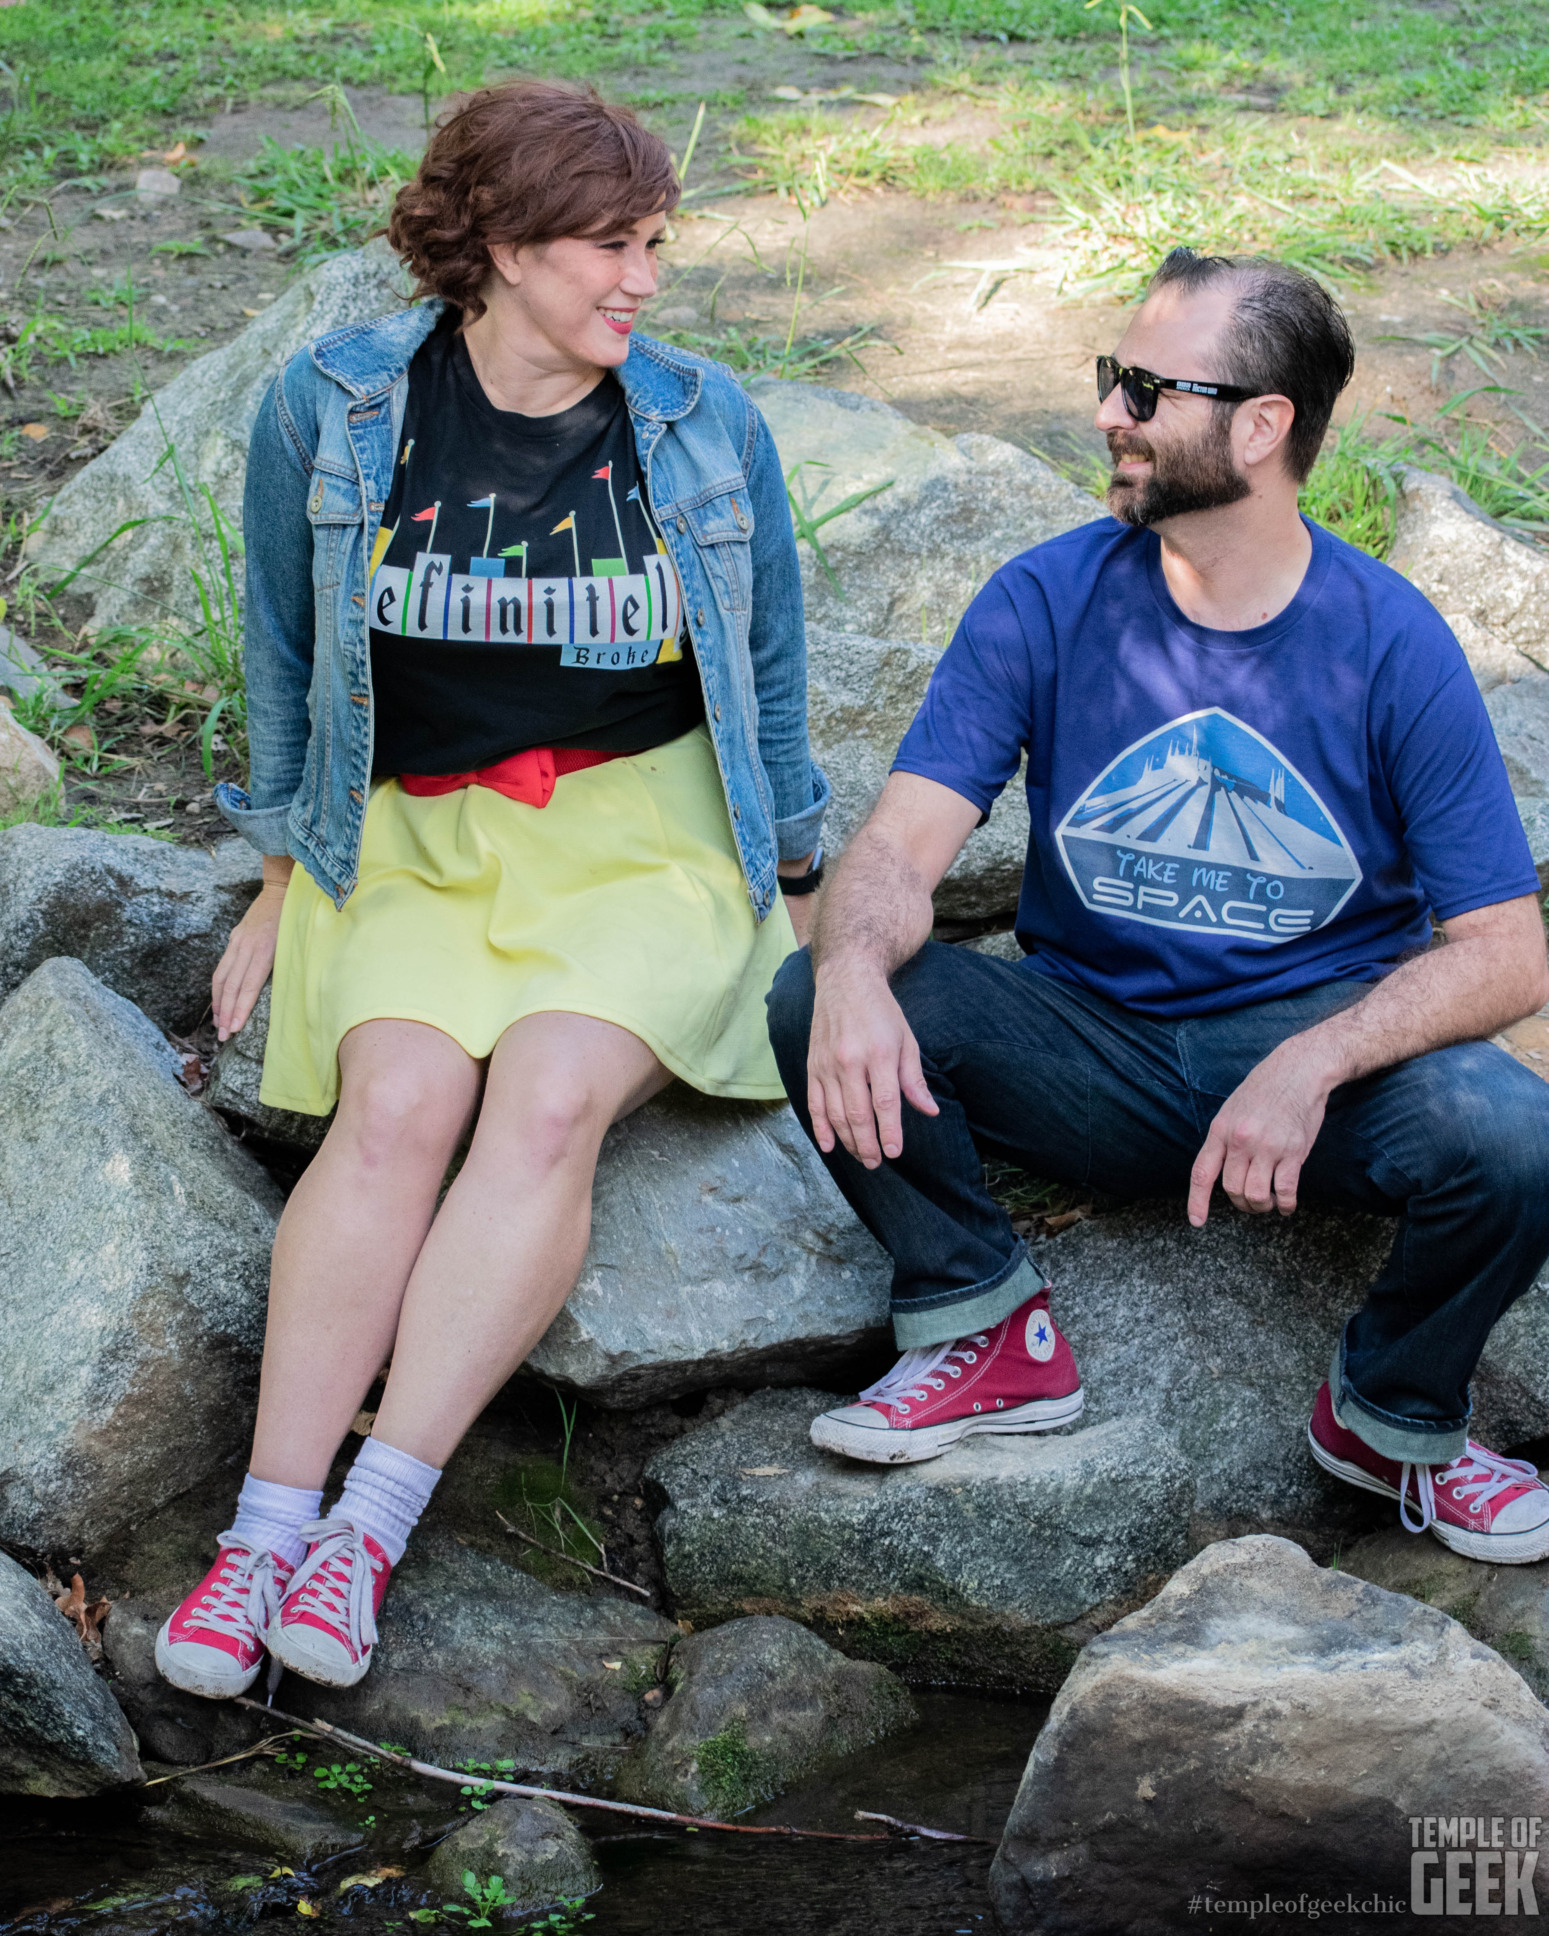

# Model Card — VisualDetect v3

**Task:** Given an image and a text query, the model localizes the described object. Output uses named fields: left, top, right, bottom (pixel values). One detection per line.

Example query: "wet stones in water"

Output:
left=616, top=1614, right=916, bottom=1818
left=419, top=1798, right=600, bottom=1912
left=646, top=1389, right=1192, bottom=1691
left=0, top=958, right=281, bottom=1556
left=989, top=1535, right=1549, bottom=1933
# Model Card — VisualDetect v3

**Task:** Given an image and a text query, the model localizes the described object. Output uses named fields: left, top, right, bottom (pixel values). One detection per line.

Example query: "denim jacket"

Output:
left=216, top=299, right=828, bottom=917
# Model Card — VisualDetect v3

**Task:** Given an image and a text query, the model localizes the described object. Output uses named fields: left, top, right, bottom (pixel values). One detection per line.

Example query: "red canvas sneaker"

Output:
left=1308, top=1380, right=1549, bottom=1563
left=155, top=1542, right=293, bottom=1699
left=267, top=1516, right=392, bottom=1689
left=810, top=1289, right=1084, bottom=1465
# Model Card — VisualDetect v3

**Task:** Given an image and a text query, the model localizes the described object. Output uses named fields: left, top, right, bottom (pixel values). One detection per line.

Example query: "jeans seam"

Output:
left=891, top=1240, right=1029, bottom=1313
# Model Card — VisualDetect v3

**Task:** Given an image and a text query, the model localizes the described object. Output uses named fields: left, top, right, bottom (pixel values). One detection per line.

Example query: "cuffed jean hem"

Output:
left=892, top=1250, right=1049, bottom=1350
left=1329, top=1340, right=1470, bottom=1467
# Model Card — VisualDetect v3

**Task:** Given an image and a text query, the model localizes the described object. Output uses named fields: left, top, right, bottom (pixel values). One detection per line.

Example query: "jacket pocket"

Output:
left=306, top=466, right=362, bottom=591
left=684, top=488, right=753, bottom=618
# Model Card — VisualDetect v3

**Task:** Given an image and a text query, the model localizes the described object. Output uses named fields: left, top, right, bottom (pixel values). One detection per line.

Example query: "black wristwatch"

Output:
left=779, top=846, right=825, bottom=898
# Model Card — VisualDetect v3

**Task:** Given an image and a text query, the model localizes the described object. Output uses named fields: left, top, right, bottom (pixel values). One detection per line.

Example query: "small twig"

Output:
left=495, top=1509, right=651, bottom=1600
left=854, top=1810, right=990, bottom=1845
left=232, top=1699, right=887, bottom=1843
left=141, top=1731, right=303, bottom=1786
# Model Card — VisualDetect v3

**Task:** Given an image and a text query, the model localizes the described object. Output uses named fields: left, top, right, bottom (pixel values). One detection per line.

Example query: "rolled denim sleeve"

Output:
left=744, top=400, right=829, bottom=859
left=214, top=366, right=317, bottom=856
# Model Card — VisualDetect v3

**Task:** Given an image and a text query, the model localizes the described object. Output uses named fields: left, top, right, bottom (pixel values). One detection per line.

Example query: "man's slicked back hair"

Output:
left=1146, top=247, right=1356, bottom=481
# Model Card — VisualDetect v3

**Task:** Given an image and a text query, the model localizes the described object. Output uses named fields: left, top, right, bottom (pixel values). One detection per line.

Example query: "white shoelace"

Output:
left=193, top=1538, right=286, bottom=1643
left=859, top=1335, right=991, bottom=1416
left=1398, top=1444, right=1538, bottom=1534
left=284, top=1516, right=382, bottom=1657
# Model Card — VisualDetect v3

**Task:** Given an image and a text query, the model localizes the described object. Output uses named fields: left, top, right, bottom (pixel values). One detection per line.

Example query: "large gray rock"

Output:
left=303, top=1530, right=676, bottom=1783
left=0, top=957, right=282, bottom=1553
left=27, top=241, right=413, bottom=631
left=646, top=1390, right=1191, bottom=1690
left=0, top=1549, right=142, bottom=1796
left=141, top=1769, right=365, bottom=1868
left=204, top=980, right=330, bottom=1152
left=807, top=623, right=1028, bottom=921
left=0, top=699, right=60, bottom=813
left=1488, top=674, right=1549, bottom=800
left=1390, top=465, right=1549, bottom=689
left=751, top=380, right=1103, bottom=641
left=616, top=1614, right=915, bottom=1816
left=990, top=1536, right=1549, bottom=1933
left=419, top=1798, right=600, bottom=1909
left=0, top=823, right=262, bottom=1033
left=1042, top=1201, right=1549, bottom=1547
left=1518, top=795, right=1549, bottom=889
left=1340, top=1528, right=1549, bottom=1705
left=526, top=1087, right=891, bottom=1407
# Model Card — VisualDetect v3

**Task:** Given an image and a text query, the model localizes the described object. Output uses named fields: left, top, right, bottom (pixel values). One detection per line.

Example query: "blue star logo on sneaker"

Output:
left=1055, top=707, right=1361, bottom=943
left=1025, top=1309, right=1057, bottom=1362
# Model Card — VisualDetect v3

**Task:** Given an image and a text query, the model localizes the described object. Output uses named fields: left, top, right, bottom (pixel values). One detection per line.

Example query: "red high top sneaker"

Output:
left=268, top=1516, right=393, bottom=1689
left=155, top=1541, right=293, bottom=1699
left=810, top=1288, right=1084, bottom=1465
left=1308, top=1380, right=1549, bottom=1563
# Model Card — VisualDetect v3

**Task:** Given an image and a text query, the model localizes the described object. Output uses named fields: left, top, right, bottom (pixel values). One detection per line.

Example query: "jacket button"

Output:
left=734, top=506, right=748, bottom=530
left=676, top=516, right=687, bottom=533
left=310, top=491, right=323, bottom=513
left=713, top=703, right=721, bottom=722
left=695, top=609, right=705, bottom=627
left=733, top=804, right=740, bottom=820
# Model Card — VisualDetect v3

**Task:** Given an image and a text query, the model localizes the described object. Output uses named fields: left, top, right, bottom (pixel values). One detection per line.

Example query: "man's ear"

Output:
left=1238, top=392, right=1296, bottom=473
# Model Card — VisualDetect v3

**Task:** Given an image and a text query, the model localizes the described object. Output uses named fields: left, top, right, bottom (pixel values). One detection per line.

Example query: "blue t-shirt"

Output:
left=893, top=515, right=1538, bottom=1018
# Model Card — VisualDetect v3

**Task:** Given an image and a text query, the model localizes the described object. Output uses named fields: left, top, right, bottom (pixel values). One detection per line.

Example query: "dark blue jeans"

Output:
left=767, top=942, right=1549, bottom=1465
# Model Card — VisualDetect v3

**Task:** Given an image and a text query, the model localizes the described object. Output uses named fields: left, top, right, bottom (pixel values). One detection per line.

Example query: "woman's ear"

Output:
left=486, top=241, right=524, bottom=289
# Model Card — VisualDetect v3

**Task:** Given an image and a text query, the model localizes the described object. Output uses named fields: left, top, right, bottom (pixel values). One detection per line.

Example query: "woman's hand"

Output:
left=212, top=858, right=294, bottom=1040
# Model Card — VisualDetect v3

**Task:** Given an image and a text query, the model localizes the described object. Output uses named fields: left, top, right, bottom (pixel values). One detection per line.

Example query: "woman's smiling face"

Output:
left=487, top=213, right=666, bottom=377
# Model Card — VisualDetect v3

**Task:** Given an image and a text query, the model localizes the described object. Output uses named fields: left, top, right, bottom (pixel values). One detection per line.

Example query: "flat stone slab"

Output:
left=1039, top=1200, right=1549, bottom=1546
left=646, top=1389, right=1192, bottom=1691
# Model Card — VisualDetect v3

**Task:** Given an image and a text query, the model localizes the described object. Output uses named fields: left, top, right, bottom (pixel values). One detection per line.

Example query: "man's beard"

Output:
left=1105, top=416, right=1251, bottom=526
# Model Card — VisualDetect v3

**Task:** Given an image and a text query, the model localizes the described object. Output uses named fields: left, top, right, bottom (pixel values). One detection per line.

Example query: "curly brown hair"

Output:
left=386, top=82, right=680, bottom=324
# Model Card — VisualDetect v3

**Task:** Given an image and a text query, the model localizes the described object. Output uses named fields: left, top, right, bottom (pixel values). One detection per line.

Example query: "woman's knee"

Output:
left=477, top=1069, right=615, bottom=1177
left=337, top=1059, right=477, bottom=1171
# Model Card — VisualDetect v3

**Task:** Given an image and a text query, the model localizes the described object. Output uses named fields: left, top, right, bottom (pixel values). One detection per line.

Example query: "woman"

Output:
left=156, top=82, right=827, bottom=1699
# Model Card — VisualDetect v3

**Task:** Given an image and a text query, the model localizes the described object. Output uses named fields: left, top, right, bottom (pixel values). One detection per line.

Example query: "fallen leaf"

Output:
left=350, top=1408, right=377, bottom=1435
left=784, top=2, right=836, bottom=29
left=297, top=1902, right=320, bottom=1918
left=642, top=1686, right=665, bottom=1707
left=270, top=1868, right=296, bottom=1879
left=336, top=1868, right=403, bottom=1893
left=602, top=1659, right=623, bottom=1670
left=19, top=422, right=48, bottom=441
left=1043, top=1203, right=1094, bottom=1234
left=242, top=307, right=260, bottom=318
left=743, top=0, right=779, bottom=23
left=739, top=1465, right=790, bottom=1477
left=63, top=722, right=94, bottom=750
left=769, top=84, right=806, bottom=99
left=53, top=1574, right=111, bottom=1662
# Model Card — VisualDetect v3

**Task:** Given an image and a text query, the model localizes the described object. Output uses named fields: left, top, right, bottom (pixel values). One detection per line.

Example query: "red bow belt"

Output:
left=399, top=746, right=623, bottom=810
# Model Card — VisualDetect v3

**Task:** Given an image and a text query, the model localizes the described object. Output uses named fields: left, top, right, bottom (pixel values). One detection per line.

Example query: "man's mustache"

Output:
left=1106, top=429, right=1156, bottom=466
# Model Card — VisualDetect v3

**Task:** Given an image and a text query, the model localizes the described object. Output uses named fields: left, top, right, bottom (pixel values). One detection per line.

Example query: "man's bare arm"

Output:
left=808, top=773, right=984, bottom=1168
left=1188, top=893, right=1549, bottom=1225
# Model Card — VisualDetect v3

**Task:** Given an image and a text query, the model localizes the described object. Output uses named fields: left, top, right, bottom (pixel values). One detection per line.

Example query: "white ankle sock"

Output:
left=227, top=1473, right=323, bottom=1571
left=333, top=1435, right=442, bottom=1567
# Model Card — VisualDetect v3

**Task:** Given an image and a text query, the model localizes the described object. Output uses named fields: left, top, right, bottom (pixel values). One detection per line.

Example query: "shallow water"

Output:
left=0, top=1692, right=1044, bottom=1935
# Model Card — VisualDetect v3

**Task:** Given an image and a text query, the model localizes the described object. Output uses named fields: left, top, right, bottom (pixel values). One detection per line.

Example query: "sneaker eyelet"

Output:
left=973, top=1402, right=982, bottom=1413
left=948, top=1367, right=961, bottom=1377
left=995, top=1398, right=1004, bottom=1408
left=963, top=1351, right=978, bottom=1363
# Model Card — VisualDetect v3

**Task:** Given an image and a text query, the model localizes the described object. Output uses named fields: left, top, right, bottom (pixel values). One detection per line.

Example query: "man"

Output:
left=768, top=247, right=1549, bottom=1564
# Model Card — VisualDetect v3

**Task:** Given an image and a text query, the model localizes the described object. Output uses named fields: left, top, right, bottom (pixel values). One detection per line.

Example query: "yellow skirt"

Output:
left=260, top=724, right=796, bottom=1115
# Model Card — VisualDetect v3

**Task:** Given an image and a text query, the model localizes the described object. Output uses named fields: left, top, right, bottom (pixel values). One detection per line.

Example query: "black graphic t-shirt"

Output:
left=368, top=313, right=703, bottom=775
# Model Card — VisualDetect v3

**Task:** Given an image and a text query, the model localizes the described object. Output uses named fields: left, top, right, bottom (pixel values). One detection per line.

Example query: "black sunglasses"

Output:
left=1096, top=355, right=1259, bottom=423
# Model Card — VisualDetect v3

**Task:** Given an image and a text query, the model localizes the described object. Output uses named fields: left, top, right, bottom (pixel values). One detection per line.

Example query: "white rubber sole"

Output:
left=154, top=1621, right=263, bottom=1701
left=267, top=1621, right=372, bottom=1689
left=810, top=1387, right=1085, bottom=1465
left=1306, top=1427, right=1549, bottom=1564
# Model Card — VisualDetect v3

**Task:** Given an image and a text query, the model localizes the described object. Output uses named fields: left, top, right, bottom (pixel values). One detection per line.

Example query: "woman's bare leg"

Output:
left=371, top=1011, right=670, bottom=1467
left=249, top=1019, right=483, bottom=1489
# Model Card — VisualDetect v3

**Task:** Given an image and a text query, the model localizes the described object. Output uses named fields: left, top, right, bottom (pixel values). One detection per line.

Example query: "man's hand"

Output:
left=1187, top=894, right=1549, bottom=1227
left=212, top=858, right=293, bottom=1040
left=1188, top=1043, right=1334, bottom=1225
left=808, top=956, right=938, bottom=1166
